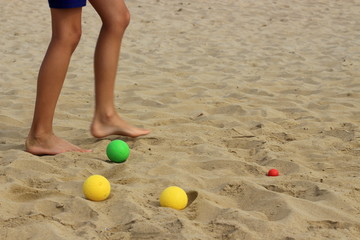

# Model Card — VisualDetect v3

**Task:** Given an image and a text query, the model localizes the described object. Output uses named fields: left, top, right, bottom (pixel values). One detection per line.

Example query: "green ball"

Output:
left=106, top=140, right=130, bottom=163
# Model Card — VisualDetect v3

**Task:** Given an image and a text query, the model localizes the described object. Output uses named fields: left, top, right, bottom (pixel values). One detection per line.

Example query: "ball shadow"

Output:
left=186, top=191, right=198, bottom=208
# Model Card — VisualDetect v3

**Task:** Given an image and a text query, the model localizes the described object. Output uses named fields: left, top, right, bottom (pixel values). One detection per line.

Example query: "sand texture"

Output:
left=1, top=0, right=360, bottom=239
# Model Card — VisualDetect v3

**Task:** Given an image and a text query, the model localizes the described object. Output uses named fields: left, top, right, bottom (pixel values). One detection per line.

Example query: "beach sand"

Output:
left=1, top=0, right=360, bottom=239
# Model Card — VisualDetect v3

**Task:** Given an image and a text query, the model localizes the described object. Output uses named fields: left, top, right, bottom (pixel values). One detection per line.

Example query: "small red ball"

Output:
left=268, top=169, right=279, bottom=176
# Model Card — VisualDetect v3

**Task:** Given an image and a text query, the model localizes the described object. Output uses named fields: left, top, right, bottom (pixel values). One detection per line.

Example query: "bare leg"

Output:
left=89, top=0, right=150, bottom=138
left=26, top=8, right=91, bottom=155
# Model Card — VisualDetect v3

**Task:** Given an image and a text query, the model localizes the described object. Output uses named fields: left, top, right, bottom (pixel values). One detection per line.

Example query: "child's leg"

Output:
left=89, top=0, right=150, bottom=138
left=26, top=8, right=90, bottom=155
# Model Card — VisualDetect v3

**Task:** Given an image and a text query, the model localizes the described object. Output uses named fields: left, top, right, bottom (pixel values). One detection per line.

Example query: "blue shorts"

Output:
left=48, top=0, right=86, bottom=8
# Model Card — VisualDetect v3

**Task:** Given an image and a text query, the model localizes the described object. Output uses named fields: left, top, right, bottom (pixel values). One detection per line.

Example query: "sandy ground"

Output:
left=1, top=0, right=360, bottom=239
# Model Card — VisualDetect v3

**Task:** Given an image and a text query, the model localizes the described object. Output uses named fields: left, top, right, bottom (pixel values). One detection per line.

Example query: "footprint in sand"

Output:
left=220, top=182, right=291, bottom=221
left=6, top=184, right=60, bottom=202
left=263, top=181, right=330, bottom=202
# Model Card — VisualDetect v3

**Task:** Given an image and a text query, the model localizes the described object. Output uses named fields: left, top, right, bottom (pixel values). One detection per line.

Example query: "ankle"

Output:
left=28, top=129, right=54, bottom=141
left=94, top=109, right=118, bottom=123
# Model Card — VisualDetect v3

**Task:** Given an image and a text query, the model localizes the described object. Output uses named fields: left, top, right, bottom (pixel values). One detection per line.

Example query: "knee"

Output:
left=118, top=8, right=130, bottom=29
left=52, top=27, right=82, bottom=52
left=103, top=9, right=131, bottom=34
left=123, top=10, right=131, bottom=28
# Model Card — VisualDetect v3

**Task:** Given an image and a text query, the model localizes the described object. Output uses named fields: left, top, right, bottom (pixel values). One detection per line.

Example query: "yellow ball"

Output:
left=83, top=175, right=111, bottom=201
left=160, top=186, right=188, bottom=210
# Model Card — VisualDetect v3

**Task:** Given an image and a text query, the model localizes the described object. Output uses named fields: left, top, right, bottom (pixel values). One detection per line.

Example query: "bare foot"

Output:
left=91, top=113, right=150, bottom=138
left=26, top=133, right=91, bottom=155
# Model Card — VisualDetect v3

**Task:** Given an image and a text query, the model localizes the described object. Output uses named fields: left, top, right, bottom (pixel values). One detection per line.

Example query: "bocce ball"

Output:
left=160, top=186, right=188, bottom=210
left=106, top=140, right=130, bottom=163
left=83, top=175, right=111, bottom=201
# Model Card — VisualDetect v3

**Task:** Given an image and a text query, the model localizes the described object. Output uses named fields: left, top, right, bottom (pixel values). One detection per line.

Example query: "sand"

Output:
left=1, top=0, right=360, bottom=239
